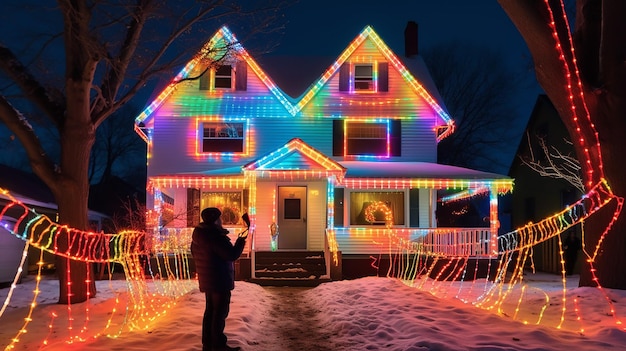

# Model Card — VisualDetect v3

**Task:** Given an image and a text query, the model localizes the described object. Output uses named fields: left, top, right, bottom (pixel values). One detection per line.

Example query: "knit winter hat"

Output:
left=201, top=207, right=221, bottom=224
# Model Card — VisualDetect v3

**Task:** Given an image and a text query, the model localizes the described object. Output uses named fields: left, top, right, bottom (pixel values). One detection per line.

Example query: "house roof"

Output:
left=135, top=25, right=454, bottom=141
left=339, top=161, right=511, bottom=180
left=0, top=164, right=55, bottom=204
left=0, top=164, right=109, bottom=220
left=254, top=55, right=337, bottom=100
left=170, top=160, right=511, bottom=182
left=243, top=138, right=345, bottom=173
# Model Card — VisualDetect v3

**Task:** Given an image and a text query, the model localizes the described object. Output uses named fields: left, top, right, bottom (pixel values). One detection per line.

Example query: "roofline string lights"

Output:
left=134, top=25, right=454, bottom=145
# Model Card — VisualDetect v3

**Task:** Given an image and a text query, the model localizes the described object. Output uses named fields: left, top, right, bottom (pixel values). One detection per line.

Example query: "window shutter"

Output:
left=235, top=61, right=247, bottom=91
left=338, top=63, right=350, bottom=92
left=409, top=189, right=419, bottom=227
left=378, top=62, right=388, bottom=92
left=390, top=119, right=401, bottom=156
left=199, top=70, right=209, bottom=90
left=333, top=188, right=344, bottom=227
left=187, top=188, right=200, bottom=227
left=332, top=120, right=344, bottom=156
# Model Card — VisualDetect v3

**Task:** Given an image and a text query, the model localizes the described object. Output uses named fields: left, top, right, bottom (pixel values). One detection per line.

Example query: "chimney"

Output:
left=404, top=21, right=418, bottom=58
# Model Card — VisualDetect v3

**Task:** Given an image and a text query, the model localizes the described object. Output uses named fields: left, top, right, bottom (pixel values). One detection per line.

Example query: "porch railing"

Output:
left=330, top=227, right=493, bottom=257
left=152, top=227, right=493, bottom=259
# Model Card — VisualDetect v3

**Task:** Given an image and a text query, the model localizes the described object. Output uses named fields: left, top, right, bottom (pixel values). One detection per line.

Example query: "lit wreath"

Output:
left=221, top=206, right=239, bottom=225
left=364, top=201, right=393, bottom=226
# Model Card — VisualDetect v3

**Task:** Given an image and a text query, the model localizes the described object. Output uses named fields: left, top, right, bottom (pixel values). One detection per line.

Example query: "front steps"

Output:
left=248, top=251, right=331, bottom=287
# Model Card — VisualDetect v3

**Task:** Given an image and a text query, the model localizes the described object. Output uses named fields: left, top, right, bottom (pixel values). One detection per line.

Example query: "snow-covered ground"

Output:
left=1, top=272, right=625, bottom=350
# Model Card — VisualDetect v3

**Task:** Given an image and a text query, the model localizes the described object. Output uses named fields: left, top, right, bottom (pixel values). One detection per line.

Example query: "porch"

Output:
left=151, top=226, right=497, bottom=285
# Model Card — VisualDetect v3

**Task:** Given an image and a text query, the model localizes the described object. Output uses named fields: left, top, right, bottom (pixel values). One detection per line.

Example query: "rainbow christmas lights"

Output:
left=3, top=5, right=626, bottom=348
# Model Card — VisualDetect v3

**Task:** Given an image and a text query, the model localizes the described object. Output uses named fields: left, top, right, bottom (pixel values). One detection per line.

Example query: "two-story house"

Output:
left=135, top=22, right=513, bottom=284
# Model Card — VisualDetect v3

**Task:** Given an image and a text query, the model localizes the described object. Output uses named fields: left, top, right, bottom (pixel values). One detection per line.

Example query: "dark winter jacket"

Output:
left=191, top=222, right=246, bottom=292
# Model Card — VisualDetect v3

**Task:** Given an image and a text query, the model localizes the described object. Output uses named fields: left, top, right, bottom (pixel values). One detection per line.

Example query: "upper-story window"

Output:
left=339, top=61, right=388, bottom=93
left=199, top=62, right=247, bottom=91
left=354, top=64, right=374, bottom=91
left=200, top=121, right=245, bottom=153
left=214, top=65, right=233, bottom=89
left=346, top=121, right=387, bottom=155
left=333, top=119, right=401, bottom=158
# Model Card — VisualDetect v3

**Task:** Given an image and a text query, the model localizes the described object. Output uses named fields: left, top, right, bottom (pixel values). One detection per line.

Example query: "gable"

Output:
left=244, top=138, right=345, bottom=176
left=135, top=25, right=455, bottom=144
left=292, top=26, right=454, bottom=139
left=134, top=26, right=295, bottom=142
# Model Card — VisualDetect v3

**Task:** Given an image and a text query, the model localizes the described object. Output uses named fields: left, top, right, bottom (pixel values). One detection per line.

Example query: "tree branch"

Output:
left=95, top=0, right=154, bottom=123
left=0, top=44, right=65, bottom=125
left=0, top=95, right=59, bottom=189
left=520, top=132, right=584, bottom=192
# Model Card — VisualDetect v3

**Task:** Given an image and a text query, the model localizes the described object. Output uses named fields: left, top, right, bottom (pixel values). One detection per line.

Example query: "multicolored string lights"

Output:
left=0, top=188, right=195, bottom=350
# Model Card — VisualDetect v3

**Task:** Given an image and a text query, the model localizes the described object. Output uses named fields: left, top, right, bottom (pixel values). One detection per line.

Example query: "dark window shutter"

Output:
left=378, top=62, right=388, bottom=92
left=235, top=61, right=247, bottom=91
left=187, top=188, right=200, bottom=227
left=333, top=188, right=344, bottom=227
left=390, top=119, right=401, bottom=156
left=332, top=120, right=344, bottom=156
left=199, top=70, right=209, bottom=90
left=338, top=63, right=350, bottom=92
left=409, top=189, right=419, bottom=227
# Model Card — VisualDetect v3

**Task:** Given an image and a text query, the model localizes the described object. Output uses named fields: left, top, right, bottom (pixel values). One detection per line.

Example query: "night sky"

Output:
left=240, top=0, right=543, bottom=172
left=0, top=1, right=543, bottom=174
left=271, top=1, right=528, bottom=59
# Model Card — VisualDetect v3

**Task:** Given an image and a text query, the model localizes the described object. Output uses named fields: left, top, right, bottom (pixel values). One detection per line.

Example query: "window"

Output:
left=201, top=122, right=244, bottom=153
left=333, top=119, right=401, bottom=157
left=354, top=64, right=373, bottom=91
left=339, top=62, right=387, bottom=92
left=349, top=191, right=405, bottom=226
left=201, top=191, right=243, bottom=225
left=284, top=199, right=301, bottom=219
left=214, top=65, right=232, bottom=89
left=346, top=121, right=387, bottom=156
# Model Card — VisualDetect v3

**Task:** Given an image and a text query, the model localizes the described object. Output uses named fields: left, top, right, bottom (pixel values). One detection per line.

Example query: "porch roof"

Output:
left=339, top=161, right=511, bottom=180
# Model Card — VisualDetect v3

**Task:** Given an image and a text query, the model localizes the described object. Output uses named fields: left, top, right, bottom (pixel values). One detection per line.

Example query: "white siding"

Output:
left=253, top=181, right=275, bottom=251
left=419, top=189, right=436, bottom=228
left=305, top=181, right=327, bottom=251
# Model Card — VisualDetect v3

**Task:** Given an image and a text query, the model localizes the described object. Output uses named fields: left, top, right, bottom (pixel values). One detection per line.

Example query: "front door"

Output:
left=277, top=186, right=307, bottom=250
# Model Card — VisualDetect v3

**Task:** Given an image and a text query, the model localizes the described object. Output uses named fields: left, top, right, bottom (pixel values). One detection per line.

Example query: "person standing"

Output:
left=191, top=207, right=247, bottom=351
left=563, top=230, right=581, bottom=276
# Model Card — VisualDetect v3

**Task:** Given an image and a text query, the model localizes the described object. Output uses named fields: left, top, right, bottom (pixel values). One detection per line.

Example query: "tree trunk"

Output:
left=579, top=99, right=626, bottom=289
left=53, top=78, right=98, bottom=304
left=499, top=0, right=626, bottom=289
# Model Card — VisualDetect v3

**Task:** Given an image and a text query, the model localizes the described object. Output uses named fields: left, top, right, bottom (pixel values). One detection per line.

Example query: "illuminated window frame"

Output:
left=195, top=117, right=248, bottom=156
left=200, top=191, right=244, bottom=226
left=343, top=119, right=390, bottom=157
left=346, top=189, right=407, bottom=227
left=213, top=64, right=233, bottom=90
left=353, top=63, right=375, bottom=92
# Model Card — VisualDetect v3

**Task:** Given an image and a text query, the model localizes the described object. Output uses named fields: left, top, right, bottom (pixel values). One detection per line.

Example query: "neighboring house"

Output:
left=0, top=165, right=108, bottom=278
left=509, top=95, right=582, bottom=274
left=135, top=22, right=513, bottom=284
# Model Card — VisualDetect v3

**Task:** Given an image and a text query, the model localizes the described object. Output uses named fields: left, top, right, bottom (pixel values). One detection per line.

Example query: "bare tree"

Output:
left=499, top=0, right=626, bottom=289
left=422, top=41, right=530, bottom=174
left=0, top=0, right=286, bottom=303
left=89, top=104, right=145, bottom=185
left=520, top=133, right=584, bottom=193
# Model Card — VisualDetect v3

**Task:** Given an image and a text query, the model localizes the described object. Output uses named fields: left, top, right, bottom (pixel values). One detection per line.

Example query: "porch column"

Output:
left=245, top=171, right=257, bottom=279
left=489, top=189, right=500, bottom=255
